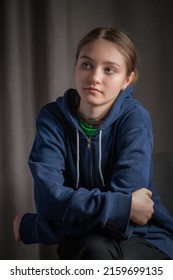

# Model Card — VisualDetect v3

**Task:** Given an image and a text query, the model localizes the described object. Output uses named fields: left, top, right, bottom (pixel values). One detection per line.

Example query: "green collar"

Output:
left=79, top=121, right=97, bottom=138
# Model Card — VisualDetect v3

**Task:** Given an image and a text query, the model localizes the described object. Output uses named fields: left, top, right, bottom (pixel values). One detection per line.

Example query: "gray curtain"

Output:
left=0, top=0, right=173, bottom=259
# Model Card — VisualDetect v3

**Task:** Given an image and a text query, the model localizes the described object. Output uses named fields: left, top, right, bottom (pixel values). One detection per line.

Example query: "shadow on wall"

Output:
left=153, top=152, right=173, bottom=216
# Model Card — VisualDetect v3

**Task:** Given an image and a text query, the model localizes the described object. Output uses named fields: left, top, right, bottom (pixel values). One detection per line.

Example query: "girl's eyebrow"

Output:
left=79, top=55, right=121, bottom=67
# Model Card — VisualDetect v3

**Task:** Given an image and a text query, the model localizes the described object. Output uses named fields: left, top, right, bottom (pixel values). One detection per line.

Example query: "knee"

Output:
left=80, top=234, right=115, bottom=260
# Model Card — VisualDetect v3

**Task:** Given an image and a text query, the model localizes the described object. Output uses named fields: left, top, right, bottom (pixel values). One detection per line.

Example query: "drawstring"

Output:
left=75, top=129, right=105, bottom=188
left=76, top=129, right=80, bottom=188
left=98, top=130, right=105, bottom=187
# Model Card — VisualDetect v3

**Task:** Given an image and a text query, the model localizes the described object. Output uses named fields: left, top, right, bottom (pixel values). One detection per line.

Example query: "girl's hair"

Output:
left=75, top=27, right=138, bottom=83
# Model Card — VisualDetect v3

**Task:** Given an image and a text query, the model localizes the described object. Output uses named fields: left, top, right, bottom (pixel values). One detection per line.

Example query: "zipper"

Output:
left=87, top=137, right=93, bottom=187
left=87, top=137, right=92, bottom=149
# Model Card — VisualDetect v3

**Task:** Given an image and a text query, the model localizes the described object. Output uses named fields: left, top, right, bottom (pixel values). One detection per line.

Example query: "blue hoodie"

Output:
left=20, top=86, right=173, bottom=259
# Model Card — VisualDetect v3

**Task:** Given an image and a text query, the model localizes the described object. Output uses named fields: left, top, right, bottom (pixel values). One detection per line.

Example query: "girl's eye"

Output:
left=105, top=67, right=115, bottom=74
left=81, top=62, right=91, bottom=69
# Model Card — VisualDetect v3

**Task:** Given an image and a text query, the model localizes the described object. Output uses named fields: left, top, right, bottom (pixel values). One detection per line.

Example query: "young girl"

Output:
left=13, top=27, right=173, bottom=259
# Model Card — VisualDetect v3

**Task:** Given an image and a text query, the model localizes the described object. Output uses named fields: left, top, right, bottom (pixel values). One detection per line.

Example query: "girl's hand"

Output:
left=13, top=214, right=22, bottom=241
left=130, top=188, right=154, bottom=225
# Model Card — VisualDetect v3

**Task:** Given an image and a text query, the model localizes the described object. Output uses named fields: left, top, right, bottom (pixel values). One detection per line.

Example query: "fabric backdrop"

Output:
left=0, top=0, right=173, bottom=259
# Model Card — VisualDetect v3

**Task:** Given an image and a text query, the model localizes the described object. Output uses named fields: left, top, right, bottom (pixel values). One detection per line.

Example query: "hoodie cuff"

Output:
left=105, top=192, right=133, bottom=239
left=20, top=213, right=39, bottom=244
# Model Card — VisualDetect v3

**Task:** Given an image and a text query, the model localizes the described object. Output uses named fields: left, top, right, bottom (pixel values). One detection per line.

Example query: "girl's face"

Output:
left=74, top=39, right=134, bottom=116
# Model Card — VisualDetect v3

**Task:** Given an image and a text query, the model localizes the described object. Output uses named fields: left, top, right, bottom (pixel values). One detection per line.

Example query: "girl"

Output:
left=13, top=27, right=173, bottom=259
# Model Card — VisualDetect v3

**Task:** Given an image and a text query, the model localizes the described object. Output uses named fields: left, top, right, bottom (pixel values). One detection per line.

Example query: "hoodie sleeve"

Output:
left=107, top=106, right=153, bottom=238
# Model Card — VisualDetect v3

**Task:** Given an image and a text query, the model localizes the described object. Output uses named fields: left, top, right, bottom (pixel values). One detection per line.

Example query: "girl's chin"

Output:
left=82, top=98, right=101, bottom=106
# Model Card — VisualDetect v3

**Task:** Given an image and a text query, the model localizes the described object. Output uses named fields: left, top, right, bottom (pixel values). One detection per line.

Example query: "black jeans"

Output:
left=57, top=233, right=171, bottom=260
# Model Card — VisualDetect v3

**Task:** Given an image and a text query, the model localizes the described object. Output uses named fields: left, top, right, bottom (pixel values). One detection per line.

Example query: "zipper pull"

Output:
left=87, top=137, right=92, bottom=149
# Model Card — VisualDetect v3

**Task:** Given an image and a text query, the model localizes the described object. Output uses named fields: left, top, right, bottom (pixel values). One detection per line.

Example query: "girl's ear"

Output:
left=121, top=72, right=135, bottom=90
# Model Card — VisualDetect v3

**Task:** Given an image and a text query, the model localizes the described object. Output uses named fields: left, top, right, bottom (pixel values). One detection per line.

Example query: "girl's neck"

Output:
left=77, top=110, right=104, bottom=127
left=79, top=100, right=112, bottom=120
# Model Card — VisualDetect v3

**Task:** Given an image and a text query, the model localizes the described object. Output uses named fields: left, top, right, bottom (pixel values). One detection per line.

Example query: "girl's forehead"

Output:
left=79, top=39, right=126, bottom=66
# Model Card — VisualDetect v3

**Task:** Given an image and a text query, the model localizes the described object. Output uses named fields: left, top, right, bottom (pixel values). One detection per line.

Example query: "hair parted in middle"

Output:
left=75, top=27, right=138, bottom=84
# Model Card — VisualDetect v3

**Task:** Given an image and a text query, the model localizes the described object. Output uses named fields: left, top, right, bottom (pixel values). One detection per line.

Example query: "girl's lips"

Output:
left=84, top=87, right=102, bottom=93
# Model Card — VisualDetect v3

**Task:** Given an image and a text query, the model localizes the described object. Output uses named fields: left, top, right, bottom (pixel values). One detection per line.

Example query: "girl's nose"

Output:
left=88, top=68, right=102, bottom=84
